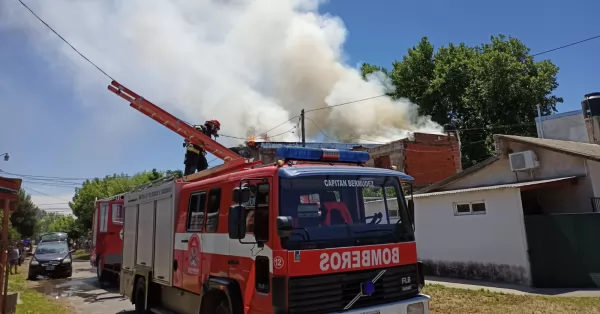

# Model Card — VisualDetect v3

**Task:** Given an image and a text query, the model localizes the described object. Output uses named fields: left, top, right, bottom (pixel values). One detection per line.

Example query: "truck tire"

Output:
left=134, top=277, right=148, bottom=314
left=215, top=301, right=231, bottom=314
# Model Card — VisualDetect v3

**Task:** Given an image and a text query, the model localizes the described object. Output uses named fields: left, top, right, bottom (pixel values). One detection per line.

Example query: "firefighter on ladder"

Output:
left=184, top=120, right=221, bottom=176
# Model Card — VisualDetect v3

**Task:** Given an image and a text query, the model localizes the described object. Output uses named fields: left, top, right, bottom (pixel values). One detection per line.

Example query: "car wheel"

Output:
left=27, top=273, right=36, bottom=281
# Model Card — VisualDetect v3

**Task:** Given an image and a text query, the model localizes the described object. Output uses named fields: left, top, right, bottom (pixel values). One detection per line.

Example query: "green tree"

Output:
left=360, top=63, right=388, bottom=80
left=37, top=212, right=64, bottom=235
left=48, top=215, right=83, bottom=240
left=69, top=169, right=176, bottom=232
left=361, top=35, right=562, bottom=167
left=0, top=211, right=21, bottom=241
left=10, top=189, right=43, bottom=238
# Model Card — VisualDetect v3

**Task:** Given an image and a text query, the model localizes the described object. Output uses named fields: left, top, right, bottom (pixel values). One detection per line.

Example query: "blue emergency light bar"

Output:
left=275, top=146, right=370, bottom=164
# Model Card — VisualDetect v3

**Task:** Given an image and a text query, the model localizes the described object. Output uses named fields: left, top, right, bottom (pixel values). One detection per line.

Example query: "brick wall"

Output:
left=249, top=131, right=461, bottom=187
left=402, top=132, right=461, bottom=185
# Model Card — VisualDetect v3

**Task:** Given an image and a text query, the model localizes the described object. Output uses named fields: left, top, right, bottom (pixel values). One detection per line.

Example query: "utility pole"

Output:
left=300, top=109, right=306, bottom=147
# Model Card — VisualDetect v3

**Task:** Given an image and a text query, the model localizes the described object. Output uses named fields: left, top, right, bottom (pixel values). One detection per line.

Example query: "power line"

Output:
left=0, top=169, right=90, bottom=181
left=257, top=116, right=300, bottom=137
left=24, top=187, right=70, bottom=202
left=305, top=117, right=338, bottom=142
left=532, top=35, right=600, bottom=57
left=305, top=95, right=388, bottom=114
left=17, top=0, right=115, bottom=81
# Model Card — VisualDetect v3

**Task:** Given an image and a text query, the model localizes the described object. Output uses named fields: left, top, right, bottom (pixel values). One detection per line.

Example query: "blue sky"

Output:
left=0, top=0, right=598, bottom=213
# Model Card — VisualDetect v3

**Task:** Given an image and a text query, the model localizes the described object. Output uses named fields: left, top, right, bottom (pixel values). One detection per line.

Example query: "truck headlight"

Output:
left=407, top=302, right=424, bottom=314
left=62, top=258, right=72, bottom=264
left=30, top=260, right=39, bottom=266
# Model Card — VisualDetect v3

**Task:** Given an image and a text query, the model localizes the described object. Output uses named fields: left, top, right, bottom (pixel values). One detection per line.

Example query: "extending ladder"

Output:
left=107, top=81, right=261, bottom=182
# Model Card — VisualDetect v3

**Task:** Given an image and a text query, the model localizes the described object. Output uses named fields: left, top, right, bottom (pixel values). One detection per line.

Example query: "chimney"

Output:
left=443, top=124, right=462, bottom=173
left=582, top=92, right=600, bottom=145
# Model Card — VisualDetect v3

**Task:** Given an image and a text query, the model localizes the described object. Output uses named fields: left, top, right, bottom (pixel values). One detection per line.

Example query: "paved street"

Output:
left=32, top=259, right=134, bottom=314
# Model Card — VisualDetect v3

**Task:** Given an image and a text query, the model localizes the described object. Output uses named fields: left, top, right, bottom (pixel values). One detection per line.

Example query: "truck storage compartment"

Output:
left=153, top=196, right=176, bottom=285
left=121, top=204, right=138, bottom=272
left=136, top=201, right=155, bottom=268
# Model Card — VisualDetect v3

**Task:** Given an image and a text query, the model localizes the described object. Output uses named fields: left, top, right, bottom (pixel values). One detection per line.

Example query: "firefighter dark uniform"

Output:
left=183, top=120, right=221, bottom=176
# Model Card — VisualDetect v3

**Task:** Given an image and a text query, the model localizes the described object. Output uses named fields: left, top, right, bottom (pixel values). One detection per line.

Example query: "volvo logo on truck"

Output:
left=319, top=247, right=400, bottom=271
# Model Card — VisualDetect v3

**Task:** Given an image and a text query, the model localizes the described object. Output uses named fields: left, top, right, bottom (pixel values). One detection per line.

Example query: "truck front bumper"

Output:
left=331, top=294, right=430, bottom=314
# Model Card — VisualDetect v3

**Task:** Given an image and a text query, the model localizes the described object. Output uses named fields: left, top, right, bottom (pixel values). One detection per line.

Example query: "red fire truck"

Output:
left=90, top=195, right=125, bottom=284
left=107, top=81, right=430, bottom=313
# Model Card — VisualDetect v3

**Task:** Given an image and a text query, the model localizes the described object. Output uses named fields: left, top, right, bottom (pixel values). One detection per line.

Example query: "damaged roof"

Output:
left=494, top=134, right=600, bottom=162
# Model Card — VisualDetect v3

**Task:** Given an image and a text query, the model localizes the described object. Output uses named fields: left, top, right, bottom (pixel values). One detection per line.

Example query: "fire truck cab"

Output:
left=120, top=147, right=429, bottom=314
left=91, top=196, right=125, bottom=284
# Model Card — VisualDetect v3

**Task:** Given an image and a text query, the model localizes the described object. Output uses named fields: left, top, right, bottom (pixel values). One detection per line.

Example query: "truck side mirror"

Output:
left=228, top=205, right=247, bottom=239
left=232, top=188, right=250, bottom=204
left=276, top=216, right=294, bottom=239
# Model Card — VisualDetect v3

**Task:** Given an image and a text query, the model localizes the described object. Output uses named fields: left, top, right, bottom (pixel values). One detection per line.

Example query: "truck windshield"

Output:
left=279, top=175, right=414, bottom=250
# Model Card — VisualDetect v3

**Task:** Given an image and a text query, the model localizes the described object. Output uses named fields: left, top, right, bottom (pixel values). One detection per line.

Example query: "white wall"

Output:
left=536, top=111, right=588, bottom=143
left=415, top=188, right=531, bottom=285
left=441, top=142, right=595, bottom=213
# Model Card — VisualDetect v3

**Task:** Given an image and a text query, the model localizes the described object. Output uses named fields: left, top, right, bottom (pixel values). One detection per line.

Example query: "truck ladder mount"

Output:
left=107, top=81, right=261, bottom=181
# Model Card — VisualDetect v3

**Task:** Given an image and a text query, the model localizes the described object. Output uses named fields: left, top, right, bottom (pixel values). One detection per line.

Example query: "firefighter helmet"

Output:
left=206, top=120, right=221, bottom=130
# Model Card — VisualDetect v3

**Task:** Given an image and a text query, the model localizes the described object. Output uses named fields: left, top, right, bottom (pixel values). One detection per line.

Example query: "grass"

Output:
left=424, top=284, right=600, bottom=314
left=72, top=249, right=90, bottom=261
left=7, top=265, right=70, bottom=314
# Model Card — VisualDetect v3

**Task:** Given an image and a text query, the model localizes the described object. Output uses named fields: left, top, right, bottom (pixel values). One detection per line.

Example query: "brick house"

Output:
left=244, top=131, right=462, bottom=189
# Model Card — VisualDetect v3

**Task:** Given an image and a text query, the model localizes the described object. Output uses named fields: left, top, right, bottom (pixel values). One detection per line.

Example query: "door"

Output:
left=229, top=178, right=273, bottom=311
left=180, top=190, right=207, bottom=294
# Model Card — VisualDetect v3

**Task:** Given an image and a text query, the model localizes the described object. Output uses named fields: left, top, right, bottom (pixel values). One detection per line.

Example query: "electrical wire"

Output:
left=17, top=0, right=115, bottom=81
left=23, top=187, right=70, bottom=202
left=532, top=35, right=600, bottom=57
left=305, top=95, right=388, bottom=113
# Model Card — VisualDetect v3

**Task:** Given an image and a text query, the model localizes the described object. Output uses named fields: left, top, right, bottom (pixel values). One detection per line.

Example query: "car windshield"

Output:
left=279, top=175, right=414, bottom=250
left=36, top=243, right=68, bottom=254
left=40, top=232, right=67, bottom=242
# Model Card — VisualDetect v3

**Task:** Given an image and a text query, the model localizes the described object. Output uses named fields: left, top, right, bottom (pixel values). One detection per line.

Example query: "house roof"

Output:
left=535, top=110, right=582, bottom=123
left=415, top=156, right=500, bottom=194
left=413, top=176, right=578, bottom=198
left=417, top=134, right=600, bottom=194
left=494, top=134, right=600, bottom=162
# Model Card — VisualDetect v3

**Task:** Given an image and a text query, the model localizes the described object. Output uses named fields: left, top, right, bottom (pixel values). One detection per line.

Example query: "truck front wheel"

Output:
left=201, top=291, right=231, bottom=314
left=215, top=301, right=230, bottom=314
left=134, top=277, right=148, bottom=314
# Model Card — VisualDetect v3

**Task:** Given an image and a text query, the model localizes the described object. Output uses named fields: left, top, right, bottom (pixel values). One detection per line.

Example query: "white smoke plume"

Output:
left=1, top=0, right=441, bottom=144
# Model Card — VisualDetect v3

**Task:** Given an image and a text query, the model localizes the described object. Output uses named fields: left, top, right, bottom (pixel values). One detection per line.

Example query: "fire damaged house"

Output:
left=241, top=130, right=462, bottom=190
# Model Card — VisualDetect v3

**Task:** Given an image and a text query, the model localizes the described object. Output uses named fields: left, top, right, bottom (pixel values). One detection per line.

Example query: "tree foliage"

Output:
left=10, top=189, right=43, bottom=238
left=37, top=212, right=64, bottom=235
left=69, top=169, right=179, bottom=231
left=361, top=35, right=563, bottom=166
left=48, top=215, right=83, bottom=240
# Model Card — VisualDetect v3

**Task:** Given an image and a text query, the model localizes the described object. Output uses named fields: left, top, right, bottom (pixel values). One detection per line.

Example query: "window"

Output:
left=205, top=188, right=221, bottom=233
left=112, top=204, right=124, bottom=224
left=187, top=192, right=207, bottom=231
left=454, top=201, right=486, bottom=215
left=254, top=183, right=270, bottom=242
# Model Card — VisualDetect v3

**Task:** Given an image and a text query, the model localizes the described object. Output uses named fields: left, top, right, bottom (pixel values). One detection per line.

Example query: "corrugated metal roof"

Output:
left=494, top=134, right=600, bottom=162
left=412, top=176, right=577, bottom=198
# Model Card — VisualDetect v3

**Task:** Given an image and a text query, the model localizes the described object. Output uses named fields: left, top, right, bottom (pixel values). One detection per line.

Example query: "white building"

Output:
left=536, top=109, right=588, bottom=143
left=413, top=134, right=600, bottom=288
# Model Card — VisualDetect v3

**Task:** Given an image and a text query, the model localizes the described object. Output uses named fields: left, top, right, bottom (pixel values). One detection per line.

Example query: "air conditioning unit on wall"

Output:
left=509, top=150, right=540, bottom=171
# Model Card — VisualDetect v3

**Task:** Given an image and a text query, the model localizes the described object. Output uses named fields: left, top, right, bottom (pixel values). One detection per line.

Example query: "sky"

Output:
left=0, top=0, right=599, bottom=214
